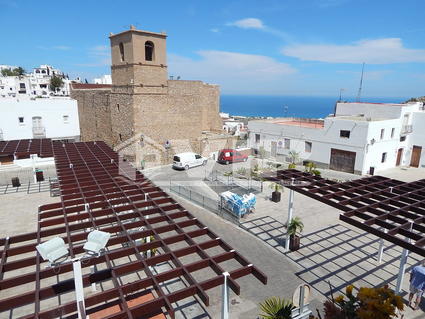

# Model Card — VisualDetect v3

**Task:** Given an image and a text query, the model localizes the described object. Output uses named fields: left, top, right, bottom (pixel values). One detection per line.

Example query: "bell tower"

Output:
left=109, top=25, right=168, bottom=94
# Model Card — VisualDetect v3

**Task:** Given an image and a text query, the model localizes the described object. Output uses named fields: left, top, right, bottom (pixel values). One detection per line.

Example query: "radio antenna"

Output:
left=356, top=62, right=365, bottom=102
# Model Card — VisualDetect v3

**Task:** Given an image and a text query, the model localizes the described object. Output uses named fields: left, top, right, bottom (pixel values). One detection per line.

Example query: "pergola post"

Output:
left=221, top=272, right=230, bottom=319
left=395, top=221, right=413, bottom=295
left=377, top=187, right=393, bottom=264
left=285, top=178, right=295, bottom=252
left=377, top=228, right=387, bottom=264
left=72, top=259, right=87, bottom=319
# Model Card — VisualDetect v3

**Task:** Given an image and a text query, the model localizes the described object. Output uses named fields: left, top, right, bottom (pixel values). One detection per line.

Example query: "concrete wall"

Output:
left=0, top=97, right=80, bottom=141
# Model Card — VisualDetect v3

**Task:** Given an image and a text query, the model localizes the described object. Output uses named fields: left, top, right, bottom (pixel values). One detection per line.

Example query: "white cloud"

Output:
left=210, top=28, right=220, bottom=33
left=282, top=38, right=425, bottom=64
left=227, top=18, right=265, bottom=29
left=168, top=50, right=296, bottom=94
left=37, top=45, right=71, bottom=51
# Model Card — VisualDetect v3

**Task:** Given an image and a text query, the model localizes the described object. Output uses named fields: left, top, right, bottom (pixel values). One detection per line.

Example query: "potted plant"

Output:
left=287, top=216, right=304, bottom=251
left=259, top=296, right=295, bottom=319
left=269, top=182, right=283, bottom=203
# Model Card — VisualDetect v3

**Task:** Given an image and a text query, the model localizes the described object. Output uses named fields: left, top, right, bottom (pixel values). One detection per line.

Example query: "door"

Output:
left=32, top=116, right=42, bottom=128
left=329, top=149, right=356, bottom=173
left=271, top=141, right=277, bottom=158
left=396, top=148, right=403, bottom=166
left=410, top=146, right=422, bottom=167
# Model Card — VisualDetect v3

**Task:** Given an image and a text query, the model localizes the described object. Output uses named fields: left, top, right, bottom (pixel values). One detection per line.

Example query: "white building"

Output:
left=0, top=65, right=80, bottom=98
left=93, top=75, right=112, bottom=85
left=247, top=101, right=425, bottom=175
left=0, top=97, right=80, bottom=142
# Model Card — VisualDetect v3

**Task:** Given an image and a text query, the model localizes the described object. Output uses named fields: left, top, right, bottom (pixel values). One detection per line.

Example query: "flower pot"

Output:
left=289, top=234, right=300, bottom=251
left=271, top=191, right=281, bottom=203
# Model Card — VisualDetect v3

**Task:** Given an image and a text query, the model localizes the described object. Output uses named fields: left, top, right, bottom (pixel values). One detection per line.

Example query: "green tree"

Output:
left=13, top=67, right=25, bottom=76
left=1, top=67, right=25, bottom=76
left=50, top=76, right=64, bottom=92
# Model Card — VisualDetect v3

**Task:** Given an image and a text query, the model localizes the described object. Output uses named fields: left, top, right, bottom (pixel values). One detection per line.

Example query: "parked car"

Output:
left=172, top=152, right=207, bottom=170
left=217, top=149, right=248, bottom=164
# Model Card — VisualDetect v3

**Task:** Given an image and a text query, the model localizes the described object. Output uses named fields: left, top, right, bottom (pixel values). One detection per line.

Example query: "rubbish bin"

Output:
left=11, top=177, right=20, bottom=187
left=36, top=170, right=44, bottom=182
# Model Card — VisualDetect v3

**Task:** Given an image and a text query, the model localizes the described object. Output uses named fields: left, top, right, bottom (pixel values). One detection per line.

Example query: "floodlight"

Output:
left=83, top=230, right=111, bottom=256
left=36, top=237, right=68, bottom=265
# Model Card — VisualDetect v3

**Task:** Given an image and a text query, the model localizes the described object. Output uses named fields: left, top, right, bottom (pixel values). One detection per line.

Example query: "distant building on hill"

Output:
left=248, top=101, right=425, bottom=175
left=0, top=64, right=80, bottom=98
left=93, top=75, right=112, bottom=84
left=71, top=25, right=233, bottom=168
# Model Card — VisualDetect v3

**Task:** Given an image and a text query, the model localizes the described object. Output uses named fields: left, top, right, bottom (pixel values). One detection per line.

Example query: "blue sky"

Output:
left=1, top=0, right=424, bottom=98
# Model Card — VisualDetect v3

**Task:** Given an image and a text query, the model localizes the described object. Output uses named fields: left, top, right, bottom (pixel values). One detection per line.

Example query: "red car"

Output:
left=217, top=149, right=248, bottom=164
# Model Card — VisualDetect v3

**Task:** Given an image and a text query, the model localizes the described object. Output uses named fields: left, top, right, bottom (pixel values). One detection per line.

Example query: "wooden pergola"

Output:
left=0, top=140, right=267, bottom=318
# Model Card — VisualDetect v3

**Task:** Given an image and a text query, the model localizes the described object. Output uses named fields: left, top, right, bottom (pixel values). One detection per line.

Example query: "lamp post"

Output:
left=36, top=230, right=111, bottom=319
left=285, top=178, right=295, bottom=252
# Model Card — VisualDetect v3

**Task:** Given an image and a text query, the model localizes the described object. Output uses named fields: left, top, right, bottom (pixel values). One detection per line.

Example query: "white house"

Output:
left=247, top=101, right=425, bottom=175
left=0, top=97, right=80, bottom=142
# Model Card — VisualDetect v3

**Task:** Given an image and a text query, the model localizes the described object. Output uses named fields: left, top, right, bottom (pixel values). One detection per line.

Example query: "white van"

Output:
left=172, top=152, right=207, bottom=170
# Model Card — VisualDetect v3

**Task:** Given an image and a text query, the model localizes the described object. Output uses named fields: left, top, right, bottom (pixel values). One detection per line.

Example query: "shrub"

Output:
left=288, top=163, right=296, bottom=169
left=259, top=297, right=295, bottom=319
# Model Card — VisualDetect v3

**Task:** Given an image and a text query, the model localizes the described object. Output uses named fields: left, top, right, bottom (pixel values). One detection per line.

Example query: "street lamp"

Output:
left=36, top=230, right=111, bottom=319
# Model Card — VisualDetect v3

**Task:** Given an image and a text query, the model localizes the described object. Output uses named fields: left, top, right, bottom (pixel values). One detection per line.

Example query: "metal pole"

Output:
left=146, top=215, right=151, bottom=258
left=72, top=259, right=86, bottom=319
left=221, top=272, right=230, bottom=319
left=395, top=221, right=413, bottom=294
left=285, top=178, right=295, bottom=252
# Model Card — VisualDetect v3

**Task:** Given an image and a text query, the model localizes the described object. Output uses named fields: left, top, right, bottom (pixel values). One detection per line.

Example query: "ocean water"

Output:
left=220, top=95, right=408, bottom=118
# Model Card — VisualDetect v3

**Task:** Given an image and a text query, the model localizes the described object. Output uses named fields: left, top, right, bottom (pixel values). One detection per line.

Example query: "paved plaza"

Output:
left=0, top=162, right=424, bottom=318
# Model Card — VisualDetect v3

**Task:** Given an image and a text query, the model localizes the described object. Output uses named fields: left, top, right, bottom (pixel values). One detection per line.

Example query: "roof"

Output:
left=71, top=83, right=112, bottom=90
left=0, top=139, right=266, bottom=318
left=262, top=169, right=425, bottom=257
left=254, top=118, right=325, bottom=129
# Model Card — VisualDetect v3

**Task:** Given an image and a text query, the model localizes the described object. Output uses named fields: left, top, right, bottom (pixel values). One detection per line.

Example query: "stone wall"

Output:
left=70, top=88, right=113, bottom=145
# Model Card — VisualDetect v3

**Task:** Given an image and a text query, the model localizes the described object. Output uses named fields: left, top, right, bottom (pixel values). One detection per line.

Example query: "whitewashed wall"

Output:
left=0, top=98, right=80, bottom=140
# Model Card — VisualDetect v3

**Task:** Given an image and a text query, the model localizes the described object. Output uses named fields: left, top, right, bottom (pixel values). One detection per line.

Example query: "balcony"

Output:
left=401, top=125, right=413, bottom=135
left=32, top=126, right=46, bottom=138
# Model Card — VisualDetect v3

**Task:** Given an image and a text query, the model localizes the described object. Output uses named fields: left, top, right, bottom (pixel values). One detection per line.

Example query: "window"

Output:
left=145, top=41, right=154, bottom=61
left=340, top=130, right=350, bottom=138
left=63, top=115, right=69, bottom=123
left=305, top=141, right=312, bottom=153
left=119, top=42, right=125, bottom=62
left=119, top=133, right=122, bottom=141
left=255, top=134, right=260, bottom=143
left=391, top=128, right=395, bottom=138
left=195, top=154, right=202, bottom=159
left=381, top=152, right=387, bottom=163
left=19, top=83, right=25, bottom=88
left=18, top=117, right=24, bottom=124
left=400, top=136, right=406, bottom=142
left=116, top=104, right=120, bottom=112
left=284, top=138, right=290, bottom=149
left=380, top=129, right=384, bottom=140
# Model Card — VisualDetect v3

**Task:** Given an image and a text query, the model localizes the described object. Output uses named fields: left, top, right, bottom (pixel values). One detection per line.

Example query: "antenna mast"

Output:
left=356, top=62, right=365, bottom=102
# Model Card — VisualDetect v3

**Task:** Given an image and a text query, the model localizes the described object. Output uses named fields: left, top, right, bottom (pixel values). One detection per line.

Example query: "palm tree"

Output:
left=259, top=297, right=295, bottom=319
left=287, top=216, right=304, bottom=236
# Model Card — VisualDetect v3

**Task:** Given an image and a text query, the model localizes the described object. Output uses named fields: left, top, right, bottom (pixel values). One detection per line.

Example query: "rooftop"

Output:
left=254, top=117, right=325, bottom=129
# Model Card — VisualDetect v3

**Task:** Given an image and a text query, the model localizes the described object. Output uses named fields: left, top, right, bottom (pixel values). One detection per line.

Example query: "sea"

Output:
left=220, top=95, right=408, bottom=119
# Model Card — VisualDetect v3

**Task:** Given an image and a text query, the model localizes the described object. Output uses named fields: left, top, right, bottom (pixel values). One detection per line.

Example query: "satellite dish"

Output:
left=292, top=284, right=311, bottom=307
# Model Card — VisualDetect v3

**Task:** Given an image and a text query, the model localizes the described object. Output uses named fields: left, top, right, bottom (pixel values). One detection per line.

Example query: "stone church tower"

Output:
left=71, top=26, right=232, bottom=167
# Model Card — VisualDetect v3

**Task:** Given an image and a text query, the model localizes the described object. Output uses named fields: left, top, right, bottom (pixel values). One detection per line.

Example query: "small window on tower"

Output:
left=119, top=42, right=125, bottom=62
left=145, top=41, right=154, bottom=61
